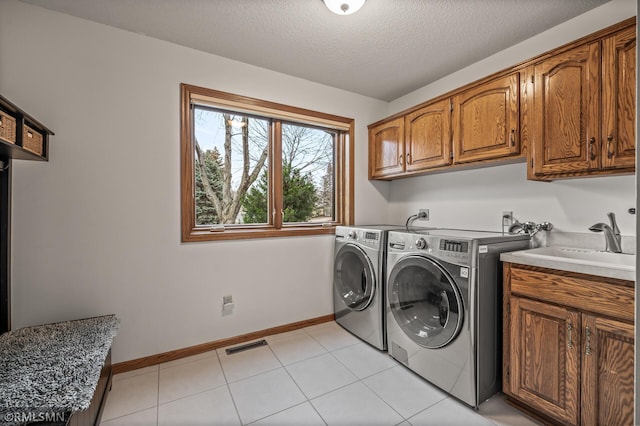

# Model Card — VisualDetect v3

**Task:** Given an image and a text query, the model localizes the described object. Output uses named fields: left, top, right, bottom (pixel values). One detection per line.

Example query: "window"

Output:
left=180, top=84, right=354, bottom=242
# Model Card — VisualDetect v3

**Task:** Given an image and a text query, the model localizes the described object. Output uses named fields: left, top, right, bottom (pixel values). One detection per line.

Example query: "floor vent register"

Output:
left=225, top=339, right=268, bottom=355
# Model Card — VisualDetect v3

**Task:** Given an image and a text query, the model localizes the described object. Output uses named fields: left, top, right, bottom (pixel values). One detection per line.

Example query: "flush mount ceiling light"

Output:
left=323, top=0, right=366, bottom=15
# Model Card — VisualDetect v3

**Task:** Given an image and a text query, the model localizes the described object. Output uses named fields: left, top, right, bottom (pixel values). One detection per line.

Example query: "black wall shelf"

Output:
left=0, top=94, right=53, bottom=334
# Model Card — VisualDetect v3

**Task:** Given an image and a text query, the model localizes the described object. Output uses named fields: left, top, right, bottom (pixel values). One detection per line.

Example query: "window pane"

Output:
left=193, top=107, right=270, bottom=225
left=281, top=123, right=335, bottom=224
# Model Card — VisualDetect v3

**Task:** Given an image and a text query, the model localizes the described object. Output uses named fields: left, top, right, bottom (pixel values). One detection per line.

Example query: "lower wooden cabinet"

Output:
left=581, top=315, right=634, bottom=426
left=503, top=263, right=634, bottom=426
left=508, top=296, right=580, bottom=424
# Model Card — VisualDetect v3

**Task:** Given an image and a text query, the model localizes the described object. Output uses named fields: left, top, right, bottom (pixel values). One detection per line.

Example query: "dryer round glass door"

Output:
left=388, top=255, right=463, bottom=348
left=334, top=243, right=376, bottom=311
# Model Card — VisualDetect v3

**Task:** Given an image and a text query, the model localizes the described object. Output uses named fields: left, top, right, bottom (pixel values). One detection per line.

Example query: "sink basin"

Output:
left=508, top=246, right=635, bottom=271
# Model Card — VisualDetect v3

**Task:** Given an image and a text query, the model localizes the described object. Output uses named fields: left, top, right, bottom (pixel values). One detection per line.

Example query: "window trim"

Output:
left=180, top=83, right=354, bottom=242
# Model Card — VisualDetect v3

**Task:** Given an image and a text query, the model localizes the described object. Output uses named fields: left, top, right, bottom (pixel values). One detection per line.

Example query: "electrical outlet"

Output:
left=418, top=209, right=429, bottom=220
left=222, top=295, right=234, bottom=312
left=502, top=211, right=513, bottom=227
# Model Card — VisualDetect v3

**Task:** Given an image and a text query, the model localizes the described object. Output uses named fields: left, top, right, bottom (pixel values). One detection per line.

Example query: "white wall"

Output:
left=1, top=0, right=637, bottom=365
left=0, top=0, right=389, bottom=363
left=386, top=0, right=636, bottom=236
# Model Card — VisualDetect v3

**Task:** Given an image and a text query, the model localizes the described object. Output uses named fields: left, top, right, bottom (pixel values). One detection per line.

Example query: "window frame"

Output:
left=180, top=83, right=354, bottom=242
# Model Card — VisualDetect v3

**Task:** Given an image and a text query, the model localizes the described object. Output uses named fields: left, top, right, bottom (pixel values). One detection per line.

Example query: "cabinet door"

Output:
left=509, top=297, right=580, bottom=426
left=405, top=99, right=452, bottom=172
left=602, top=26, right=636, bottom=170
left=368, top=117, right=405, bottom=179
left=581, top=315, right=634, bottom=426
left=532, top=42, right=600, bottom=177
left=452, top=73, right=519, bottom=164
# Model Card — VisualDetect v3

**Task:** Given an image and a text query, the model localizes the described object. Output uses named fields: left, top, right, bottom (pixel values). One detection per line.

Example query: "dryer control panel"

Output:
left=335, top=226, right=385, bottom=251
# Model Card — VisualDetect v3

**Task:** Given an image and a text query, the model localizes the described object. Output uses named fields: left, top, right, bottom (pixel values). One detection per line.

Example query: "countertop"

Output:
left=500, top=249, right=635, bottom=281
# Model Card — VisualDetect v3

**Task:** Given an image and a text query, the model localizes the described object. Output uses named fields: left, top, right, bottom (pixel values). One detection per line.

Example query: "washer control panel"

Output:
left=439, top=239, right=468, bottom=253
left=437, top=239, right=470, bottom=264
left=415, top=238, right=428, bottom=250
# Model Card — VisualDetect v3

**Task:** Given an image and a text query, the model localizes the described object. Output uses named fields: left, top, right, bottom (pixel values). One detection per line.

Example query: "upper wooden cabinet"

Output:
left=531, top=42, right=599, bottom=177
left=369, top=99, right=451, bottom=179
left=368, top=18, right=635, bottom=181
left=368, top=117, right=404, bottom=179
left=602, top=25, right=636, bottom=170
left=452, top=73, right=520, bottom=164
left=405, top=99, right=451, bottom=172
left=531, top=24, right=635, bottom=179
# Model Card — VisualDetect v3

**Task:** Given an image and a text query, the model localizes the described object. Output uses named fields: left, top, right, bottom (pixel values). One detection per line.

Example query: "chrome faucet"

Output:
left=589, top=212, right=622, bottom=253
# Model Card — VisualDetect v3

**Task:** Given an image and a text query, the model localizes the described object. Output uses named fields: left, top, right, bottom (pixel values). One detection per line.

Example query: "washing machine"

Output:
left=333, top=225, right=403, bottom=351
left=385, top=229, right=530, bottom=408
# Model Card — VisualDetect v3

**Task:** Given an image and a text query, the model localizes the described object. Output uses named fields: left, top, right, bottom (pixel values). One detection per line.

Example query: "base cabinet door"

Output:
left=581, top=315, right=634, bottom=426
left=509, top=296, right=580, bottom=426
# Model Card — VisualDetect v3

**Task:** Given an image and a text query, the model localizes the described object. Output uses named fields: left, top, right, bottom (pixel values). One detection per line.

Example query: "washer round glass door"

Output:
left=388, top=255, right=463, bottom=348
left=334, top=243, right=376, bottom=311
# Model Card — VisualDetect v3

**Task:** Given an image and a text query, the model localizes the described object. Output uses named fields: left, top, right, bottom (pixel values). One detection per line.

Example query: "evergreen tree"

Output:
left=195, top=147, right=223, bottom=224
left=317, top=162, right=334, bottom=218
left=242, top=162, right=318, bottom=223
left=241, top=168, right=269, bottom=224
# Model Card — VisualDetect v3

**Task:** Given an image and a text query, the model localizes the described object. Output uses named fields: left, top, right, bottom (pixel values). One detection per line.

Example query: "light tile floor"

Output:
left=100, top=321, right=542, bottom=426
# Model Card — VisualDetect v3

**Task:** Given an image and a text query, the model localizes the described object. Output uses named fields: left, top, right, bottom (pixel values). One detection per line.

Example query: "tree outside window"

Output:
left=181, top=84, right=353, bottom=242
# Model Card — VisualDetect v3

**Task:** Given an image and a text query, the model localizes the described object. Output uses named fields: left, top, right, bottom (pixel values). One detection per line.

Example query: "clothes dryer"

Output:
left=385, top=229, right=530, bottom=407
left=333, top=225, right=402, bottom=350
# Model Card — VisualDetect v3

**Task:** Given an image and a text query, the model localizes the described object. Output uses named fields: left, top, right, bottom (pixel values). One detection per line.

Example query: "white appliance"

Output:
left=385, top=229, right=530, bottom=407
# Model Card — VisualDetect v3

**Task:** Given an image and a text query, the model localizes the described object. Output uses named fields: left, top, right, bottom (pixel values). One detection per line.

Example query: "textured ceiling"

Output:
left=18, top=0, right=610, bottom=101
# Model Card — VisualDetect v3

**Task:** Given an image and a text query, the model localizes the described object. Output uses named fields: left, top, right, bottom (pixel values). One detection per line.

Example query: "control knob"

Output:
left=416, top=238, right=427, bottom=250
left=348, top=230, right=357, bottom=239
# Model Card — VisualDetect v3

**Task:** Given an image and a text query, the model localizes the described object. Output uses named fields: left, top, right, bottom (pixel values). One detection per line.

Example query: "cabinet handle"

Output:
left=567, top=322, right=573, bottom=349
left=399, top=155, right=403, bottom=166
left=406, top=153, right=411, bottom=165
left=607, top=134, right=614, bottom=159
left=585, top=326, right=592, bottom=355
left=589, top=137, right=596, bottom=161
left=509, top=128, right=516, bottom=147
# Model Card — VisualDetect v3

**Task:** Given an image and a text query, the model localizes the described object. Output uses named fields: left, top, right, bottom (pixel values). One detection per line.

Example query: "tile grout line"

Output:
left=104, top=321, right=534, bottom=426
left=358, top=369, right=410, bottom=422
left=155, top=362, right=159, bottom=426
left=213, top=350, right=243, bottom=425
